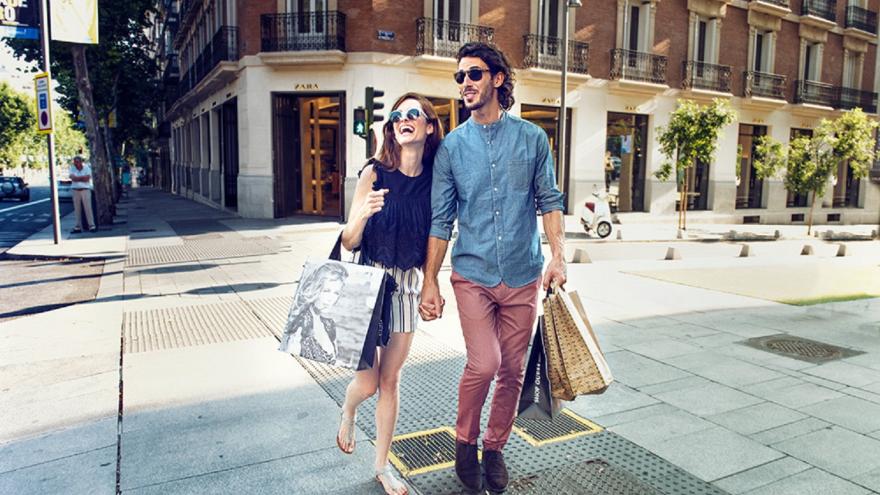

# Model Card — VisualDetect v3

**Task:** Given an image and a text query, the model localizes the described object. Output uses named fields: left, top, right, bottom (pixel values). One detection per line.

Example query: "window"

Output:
left=752, top=30, right=773, bottom=73
left=538, top=0, right=560, bottom=39
left=843, top=50, right=863, bottom=89
left=803, top=42, right=821, bottom=81
left=435, top=0, right=472, bottom=24
left=787, top=128, right=812, bottom=207
left=691, top=15, right=719, bottom=64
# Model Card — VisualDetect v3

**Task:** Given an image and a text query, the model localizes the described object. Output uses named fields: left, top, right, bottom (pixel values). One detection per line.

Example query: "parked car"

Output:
left=0, top=176, right=30, bottom=202
left=57, top=178, right=73, bottom=201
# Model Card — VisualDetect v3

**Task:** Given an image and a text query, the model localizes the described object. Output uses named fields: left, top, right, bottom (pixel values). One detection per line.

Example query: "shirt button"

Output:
left=497, top=236, right=502, bottom=240
left=495, top=211, right=499, bottom=215
left=491, top=163, right=496, bottom=168
left=494, top=188, right=498, bottom=192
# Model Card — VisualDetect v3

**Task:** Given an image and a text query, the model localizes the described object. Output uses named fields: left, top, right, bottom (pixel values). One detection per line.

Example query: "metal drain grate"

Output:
left=130, top=228, right=157, bottom=233
left=387, top=427, right=468, bottom=476
left=742, top=334, right=864, bottom=364
left=123, top=301, right=274, bottom=353
left=507, top=459, right=662, bottom=495
left=513, top=409, right=602, bottom=447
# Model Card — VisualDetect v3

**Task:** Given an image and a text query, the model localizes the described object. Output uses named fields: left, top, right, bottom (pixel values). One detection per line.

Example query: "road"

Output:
left=0, top=181, right=73, bottom=254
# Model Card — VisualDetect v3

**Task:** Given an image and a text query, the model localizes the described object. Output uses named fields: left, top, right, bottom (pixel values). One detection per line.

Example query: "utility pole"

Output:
left=559, top=1, right=581, bottom=209
left=40, top=0, right=61, bottom=244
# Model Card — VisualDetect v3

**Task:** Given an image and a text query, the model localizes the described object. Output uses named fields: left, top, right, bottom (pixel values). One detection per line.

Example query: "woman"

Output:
left=279, top=263, right=348, bottom=365
left=338, top=93, right=444, bottom=495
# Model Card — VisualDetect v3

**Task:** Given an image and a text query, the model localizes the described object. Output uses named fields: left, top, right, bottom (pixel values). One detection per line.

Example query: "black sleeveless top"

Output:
left=361, top=159, right=432, bottom=271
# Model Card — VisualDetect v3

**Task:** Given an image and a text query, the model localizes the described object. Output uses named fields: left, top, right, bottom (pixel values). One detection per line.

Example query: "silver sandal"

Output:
left=336, top=412, right=356, bottom=454
left=375, top=463, right=408, bottom=495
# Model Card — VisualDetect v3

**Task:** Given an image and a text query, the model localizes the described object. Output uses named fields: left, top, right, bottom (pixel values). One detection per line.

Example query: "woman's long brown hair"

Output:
left=376, top=93, right=445, bottom=171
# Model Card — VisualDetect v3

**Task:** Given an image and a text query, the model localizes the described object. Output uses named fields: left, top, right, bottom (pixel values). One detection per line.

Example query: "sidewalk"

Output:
left=2, top=187, right=880, bottom=494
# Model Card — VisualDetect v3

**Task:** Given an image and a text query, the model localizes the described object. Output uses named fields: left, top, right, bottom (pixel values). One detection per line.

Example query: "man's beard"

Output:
left=464, top=87, right=494, bottom=111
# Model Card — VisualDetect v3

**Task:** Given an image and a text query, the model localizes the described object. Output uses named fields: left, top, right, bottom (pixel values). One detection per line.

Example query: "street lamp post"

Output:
left=559, top=0, right=581, bottom=209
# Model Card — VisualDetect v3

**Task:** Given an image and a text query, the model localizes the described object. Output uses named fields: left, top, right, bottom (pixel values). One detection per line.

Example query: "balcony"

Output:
left=749, top=0, right=791, bottom=17
left=845, top=6, right=878, bottom=40
left=794, top=80, right=836, bottom=108
left=801, top=0, right=837, bottom=30
left=682, top=61, right=732, bottom=94
left=261, top=12, right=346, bottom=53
left=523, top=35, right=589, bottom=75
left=744, top=71, right=786, bottom=100
left=610, top=48, right=667, bottom=83
left=416, top=17, right=494, bottom=59
left=838, top=87, right=878, bottom=113
left=169, top=26, right=239, bottom=116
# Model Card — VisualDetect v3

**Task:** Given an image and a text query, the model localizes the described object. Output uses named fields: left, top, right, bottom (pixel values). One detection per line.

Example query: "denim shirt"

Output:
left=430, top=112, right=564, bottom=288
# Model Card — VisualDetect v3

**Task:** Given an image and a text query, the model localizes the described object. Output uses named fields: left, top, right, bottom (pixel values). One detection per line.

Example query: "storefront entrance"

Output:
left=605, top=112, right=648, bottom=212
left=272, top=93, right=345, bottom=219
left=521, top=104, right=572, bottom=210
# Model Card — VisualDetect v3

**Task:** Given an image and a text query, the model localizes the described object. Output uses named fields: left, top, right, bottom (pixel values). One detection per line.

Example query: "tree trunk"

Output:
left=807, top=190, right=817, bottom=236
left=70, top=45, right=114, bottom=225
left=682, top=166, right=690, bottom=231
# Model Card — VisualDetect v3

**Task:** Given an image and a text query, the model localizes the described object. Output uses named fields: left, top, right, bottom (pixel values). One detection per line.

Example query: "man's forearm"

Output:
left=542, top=210, right=565, bottom=260
left=423, top=236, right=449, bottom=284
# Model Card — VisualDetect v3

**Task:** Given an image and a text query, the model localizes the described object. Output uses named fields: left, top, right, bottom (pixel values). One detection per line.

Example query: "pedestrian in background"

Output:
left=420, top=42, right=567, bottom=494
left=337, top=92, right=444, bottom=495
left=69, top=156, right=96, bottom=233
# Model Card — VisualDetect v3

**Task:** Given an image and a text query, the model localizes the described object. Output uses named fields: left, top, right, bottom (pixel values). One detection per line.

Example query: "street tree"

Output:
left=655, top=98, right=737, bottom=230
left=4, top=0, right=160, bottom=224
left=0, top=82, right=34, bottom=171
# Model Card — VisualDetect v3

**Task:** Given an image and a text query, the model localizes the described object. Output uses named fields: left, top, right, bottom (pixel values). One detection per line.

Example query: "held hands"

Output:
left=418, top=281, right=445, bottom=321
left=542, top=256, right=567, bottom=290
left=360, top=189, right=389, bottom=221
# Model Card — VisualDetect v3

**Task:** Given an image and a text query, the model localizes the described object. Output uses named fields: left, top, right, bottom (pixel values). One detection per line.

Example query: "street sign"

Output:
left=0, top=0, right=39, bottom=39
left=33, top=72, right=53, bottom=134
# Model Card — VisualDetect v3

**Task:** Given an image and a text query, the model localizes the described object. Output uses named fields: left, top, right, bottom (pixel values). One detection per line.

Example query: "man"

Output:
left=419, top=42, right=566, bottom=493
left=69, top=156, right=96, bottom=233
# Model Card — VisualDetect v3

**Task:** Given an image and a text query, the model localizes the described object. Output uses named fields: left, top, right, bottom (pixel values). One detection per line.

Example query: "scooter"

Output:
left=580, top=188, right=613, bottom=238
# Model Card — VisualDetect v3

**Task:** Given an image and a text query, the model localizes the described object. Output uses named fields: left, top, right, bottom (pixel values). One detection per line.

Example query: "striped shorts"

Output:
left=372, top=262, right=423, bottom=333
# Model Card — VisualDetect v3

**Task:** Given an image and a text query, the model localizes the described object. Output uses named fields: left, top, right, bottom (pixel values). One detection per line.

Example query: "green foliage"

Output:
left=655, top=98, right=737, bottom=181
left=752, top=135, right=786, bottom=180
left=0, top=82, right=35, bottom=168
left=4, top=0, right=160, bottom=152
left=829, top=108, right=878, bottom=177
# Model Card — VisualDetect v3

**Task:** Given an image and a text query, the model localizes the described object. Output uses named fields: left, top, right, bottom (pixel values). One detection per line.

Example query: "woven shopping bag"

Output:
left=542, top=287, right=613, bottom=400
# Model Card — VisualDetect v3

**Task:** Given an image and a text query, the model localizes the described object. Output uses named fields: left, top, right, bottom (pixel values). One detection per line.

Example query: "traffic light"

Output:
left=366, top=86, right=384, bottom=127
left=353, top=107, right=367, bottom=138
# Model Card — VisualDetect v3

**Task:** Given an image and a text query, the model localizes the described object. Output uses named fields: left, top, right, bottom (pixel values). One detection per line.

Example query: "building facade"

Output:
left=155, top=0, right=880, bottom=225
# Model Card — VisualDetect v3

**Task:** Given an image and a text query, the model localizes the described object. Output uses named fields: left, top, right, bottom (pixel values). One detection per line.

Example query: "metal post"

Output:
left=40, top=0, right=61, bottom=244
left=558, top=3, right=570, bottom=198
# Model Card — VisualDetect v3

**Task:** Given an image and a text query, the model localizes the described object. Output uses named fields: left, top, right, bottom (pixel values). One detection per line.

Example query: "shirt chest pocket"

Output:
left=508, top=159, right=532, bottom=191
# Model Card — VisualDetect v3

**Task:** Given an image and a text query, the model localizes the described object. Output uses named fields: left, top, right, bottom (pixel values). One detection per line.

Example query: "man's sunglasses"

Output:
left=454, top=68, right=492, bottom=84
left=389, top=108, right=426, bottom=124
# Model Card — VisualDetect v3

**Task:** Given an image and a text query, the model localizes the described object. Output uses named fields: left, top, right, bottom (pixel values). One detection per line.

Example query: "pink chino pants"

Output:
left=451, top=271, right=540, bottom=451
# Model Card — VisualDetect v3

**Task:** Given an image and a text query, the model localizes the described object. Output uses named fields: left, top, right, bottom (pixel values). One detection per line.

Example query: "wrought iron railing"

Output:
left=261, top=12, right=346, bottom=52
left=794, top=80, right=837, bottom=107
left=609, top=49, right=667, bottom=84
left=801, top=0, right=837, bottom=22
left=845, top=5, right=878, bottom=34
left=523, top=35, right=589, bottom=74
left=752, top=0, right=789, bottom=6
left=416, top=17, right=494, bottom=58
left=682, top=60, right=732, bottom=92
left=173, top=26, right=238, bottom=107
left=744, top=70, right=787, bottom=99
left=838, top=87, right=878, bottom=113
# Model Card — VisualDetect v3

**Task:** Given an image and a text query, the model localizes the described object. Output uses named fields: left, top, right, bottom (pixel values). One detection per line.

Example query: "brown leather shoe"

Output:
left=483, top=450, right=508, bottom=493
left=455, top=441, right=482, bottom=492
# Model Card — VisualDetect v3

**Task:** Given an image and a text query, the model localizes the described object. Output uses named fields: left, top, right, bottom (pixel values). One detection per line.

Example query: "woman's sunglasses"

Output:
left=453, top=68, right=491, bottom=84
left=389, top=108, right=426, bottom=124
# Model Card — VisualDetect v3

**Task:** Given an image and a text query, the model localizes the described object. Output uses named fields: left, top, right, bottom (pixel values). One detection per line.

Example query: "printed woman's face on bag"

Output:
left=315, top=278, right=344, bottom=312
left=391, top=99, right=434, bottom=146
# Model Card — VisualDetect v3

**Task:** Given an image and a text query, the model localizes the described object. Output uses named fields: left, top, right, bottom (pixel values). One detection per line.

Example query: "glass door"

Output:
left=606, top=112, right=647, bottom=212
left=736, top=124, right=767, bottom=209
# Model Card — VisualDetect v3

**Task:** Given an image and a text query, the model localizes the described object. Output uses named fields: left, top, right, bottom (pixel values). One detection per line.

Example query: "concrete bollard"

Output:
left=739, top=244, right=754, bottom=257
left=836, top=244, right=847, bottom=257
left=676, top=229, right=684, bottom=240
left=728, top=230, right=738, bottom=241
left=801, top=245, right=814, bottom=256
left=813, top=230, right=819, bottom=238
left=571, top=248, right=592, bottom=264
left=872, top=230, right=878, bottom=239
left=665, top=247, right=682, bottom=260
left=823, top=231, right=834, bottom=241
left=616, top=230, right=623, bottom=240
left=774, top=230, right=781, bottom=240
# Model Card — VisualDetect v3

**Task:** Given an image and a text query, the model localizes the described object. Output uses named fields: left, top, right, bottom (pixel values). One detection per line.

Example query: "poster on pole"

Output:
left=34, top=72, right=53, bottom=134
left=0, top=0, right=40, bottom=39
left=50, top=0, right=98, bottom=44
